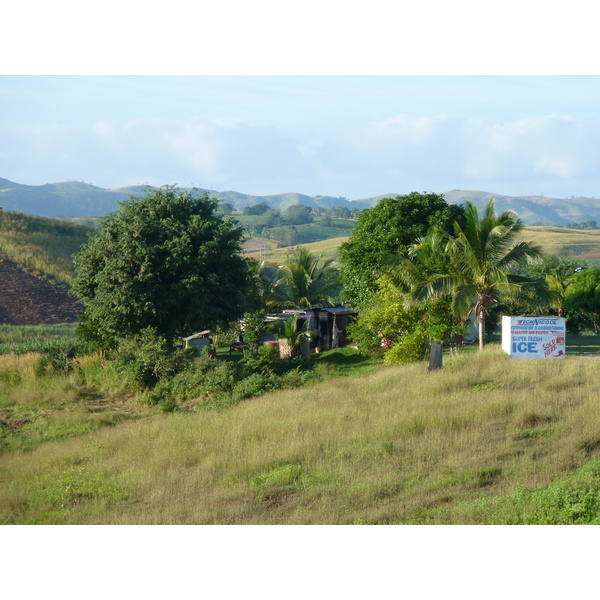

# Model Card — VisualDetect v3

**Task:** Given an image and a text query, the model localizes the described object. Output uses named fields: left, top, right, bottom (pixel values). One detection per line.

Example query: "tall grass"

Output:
left=0, top=323, right=78, bottom=354
left=2, top=347, right=600, bottom=524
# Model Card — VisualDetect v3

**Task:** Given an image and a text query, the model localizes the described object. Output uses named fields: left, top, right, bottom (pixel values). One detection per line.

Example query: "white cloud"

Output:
left=6, top=112, right=600, bottom=198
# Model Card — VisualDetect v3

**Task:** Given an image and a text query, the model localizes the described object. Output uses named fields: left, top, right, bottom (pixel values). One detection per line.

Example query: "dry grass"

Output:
left=244, top=237, right=349, bottom=264
left=523, top=226, right=600, bottom=259
left=2, top=347, right=600, bottom=524
left=0, top=230, right=87, bottom=286
left=244, top=226, right=600, bottom=266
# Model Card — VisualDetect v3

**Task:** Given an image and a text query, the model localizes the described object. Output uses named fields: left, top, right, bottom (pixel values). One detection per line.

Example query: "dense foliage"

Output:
left=348, top=274, right=464, bottom=365
left=404, top=200, right=543, bottom=350
left=72, top=187, right=248, bottom=349
left=338, top=192, right=464, bottom=310
left=284, top=204, right=313, bottom=225
left=564, top=268, right=600, bottom=333
left=275, top=247, right=340, bottom=309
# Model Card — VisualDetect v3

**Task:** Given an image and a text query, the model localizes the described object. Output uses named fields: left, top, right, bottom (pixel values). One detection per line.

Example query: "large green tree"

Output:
left=406, top=199, right=543, bottom=351
left=72, top=186, right=248, bottom=349
left=284, top=204, right=313, bottom=225
left=338, top=192, right=464, bottom=310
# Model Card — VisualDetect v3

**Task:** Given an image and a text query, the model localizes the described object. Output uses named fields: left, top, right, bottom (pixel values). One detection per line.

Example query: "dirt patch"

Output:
left=0, top=254, right=83, bottom=325
left=242, top=238, right=266, bottom=252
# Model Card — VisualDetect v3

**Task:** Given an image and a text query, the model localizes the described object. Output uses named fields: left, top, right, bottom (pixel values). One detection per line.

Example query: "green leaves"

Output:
left=275, top=247, right=340, bottom=309
left=338, top=192, right=464, bottom=310
left=405, top=199, right=544, bottom=350
left=72, top=186, right=248, bottom=349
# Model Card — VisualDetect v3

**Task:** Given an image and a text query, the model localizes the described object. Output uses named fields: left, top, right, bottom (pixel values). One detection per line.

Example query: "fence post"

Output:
left=428, top=342, right=443, bottom=371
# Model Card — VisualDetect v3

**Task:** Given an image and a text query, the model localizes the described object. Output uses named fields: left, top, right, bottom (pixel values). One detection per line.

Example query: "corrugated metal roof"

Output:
left=182, top=330, right=211, bottom=341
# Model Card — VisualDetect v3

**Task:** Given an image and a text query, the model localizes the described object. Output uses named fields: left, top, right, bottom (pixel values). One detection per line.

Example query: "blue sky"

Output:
left=4, top=75, right=600, bottom=200
left=3, top=3, right=600, bottom=201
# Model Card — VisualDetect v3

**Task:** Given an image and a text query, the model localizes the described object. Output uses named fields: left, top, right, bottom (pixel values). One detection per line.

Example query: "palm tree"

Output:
left=545, top=266, right=575, bottom=317
left=244, top=258, right=283, bottom=312
left=276, top=247, right=340, bottom=309
left=406, top=200, right=543, bottom=351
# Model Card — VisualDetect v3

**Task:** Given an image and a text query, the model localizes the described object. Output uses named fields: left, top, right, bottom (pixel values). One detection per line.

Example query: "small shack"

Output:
left=242, top=307, right=357, bottom=355
left=182, top=330, right=212, bottom=354
left=314, top=307, right=356, bottom=351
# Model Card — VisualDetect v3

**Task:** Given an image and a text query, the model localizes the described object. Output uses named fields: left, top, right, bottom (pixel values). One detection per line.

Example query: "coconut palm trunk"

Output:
left=478, top=309, right=486, bottom=352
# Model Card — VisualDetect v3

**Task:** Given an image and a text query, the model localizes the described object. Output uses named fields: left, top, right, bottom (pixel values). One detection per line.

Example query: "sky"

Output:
left=4, top=75, right=600, bottom=200
left=2, top=2, right=600, bottom=202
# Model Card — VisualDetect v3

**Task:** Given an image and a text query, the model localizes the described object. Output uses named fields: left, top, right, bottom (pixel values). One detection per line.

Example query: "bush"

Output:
left=384, top=329, right=429, bottom=365
left=155, top=356, right=237, bottom=403
left=240, top=345, right=288, bottom=376
left=114, top=328, right=192, bottom=390
left=34, top=341, right=82, bottom=377
left=230, top=372, right=283, bottom=401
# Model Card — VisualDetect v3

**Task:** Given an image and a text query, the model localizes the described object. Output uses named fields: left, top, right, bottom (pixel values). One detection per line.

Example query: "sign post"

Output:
left=502, top=316, right=566, bottom=359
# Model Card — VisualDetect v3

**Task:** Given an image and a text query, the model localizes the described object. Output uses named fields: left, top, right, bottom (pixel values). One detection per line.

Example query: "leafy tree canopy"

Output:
left=72, top=186, right=248, bottom=349
left=284, top=204, right=313, bottom=225
left=338, top=192, right=464, bottom=310
left=564, top=268, right=600, bottom=332
left=243, top=202, right=270, bottom=216
left=403, top=199, right=543, bottom=350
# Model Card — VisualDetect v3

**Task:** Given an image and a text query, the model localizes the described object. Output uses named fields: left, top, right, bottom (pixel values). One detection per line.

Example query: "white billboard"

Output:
left=502, top=316, right=566, bottom=359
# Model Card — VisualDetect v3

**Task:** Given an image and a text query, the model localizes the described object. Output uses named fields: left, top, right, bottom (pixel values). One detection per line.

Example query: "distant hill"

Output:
left=441, top=190, right=600, bottom=227
left=0, top=178, right=135, bottom=218
left=0, top=178, right=375, bottom=219
left=2, top=177, right=600, bottom=225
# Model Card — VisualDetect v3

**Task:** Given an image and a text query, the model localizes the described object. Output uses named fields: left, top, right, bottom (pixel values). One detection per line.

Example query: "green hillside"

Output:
left=6, top=176, right=600, bottom=226
left=524, top=226, right=600, bottom=262
left=1, top=347, right=600, bottom=524
left=4, top=206, right=600, bottom=290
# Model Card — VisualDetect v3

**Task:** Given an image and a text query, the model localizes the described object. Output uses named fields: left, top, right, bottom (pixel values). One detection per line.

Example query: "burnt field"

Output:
left=0, top=254, right=82, bottom=325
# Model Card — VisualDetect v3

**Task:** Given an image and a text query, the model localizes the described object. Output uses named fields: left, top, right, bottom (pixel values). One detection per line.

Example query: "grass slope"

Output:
left=524, top=226, right=600, bottom=262
left=2, top=347, right=600, bottom=525
left=244, top=236, right=350, bottom=264
left=0, top=210, right=92, bottom=286
left=244, top=225, right=600, bottom=265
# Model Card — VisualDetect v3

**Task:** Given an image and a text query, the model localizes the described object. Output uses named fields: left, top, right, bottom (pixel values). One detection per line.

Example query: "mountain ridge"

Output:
left=1, top=177, right=600, bottom=225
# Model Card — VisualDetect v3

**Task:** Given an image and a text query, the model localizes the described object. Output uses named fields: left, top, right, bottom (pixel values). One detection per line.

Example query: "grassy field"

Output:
left=524, top=226, right=600, bottom=262
left=2, top=342, right=600, bottom=525
left=243, top=225, right=600, bottom=266
left=0, top=323, right=78, bottom=354
left=244, top=236, right=350, bottom=264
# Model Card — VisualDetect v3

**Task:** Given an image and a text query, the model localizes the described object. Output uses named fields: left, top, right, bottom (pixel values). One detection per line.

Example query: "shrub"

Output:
left=156, top=357, right=238, bottom=403
left=231, top=372, right=283, bottom=401
left=114, top=328, right=192, bottom=390
left=242, top=311, right=269, bottom=352
left=384, top=329, right=429, bottom=365
left=240, top=344, right=288, bottom=375
left=34, top=341, right=82, bottom=377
